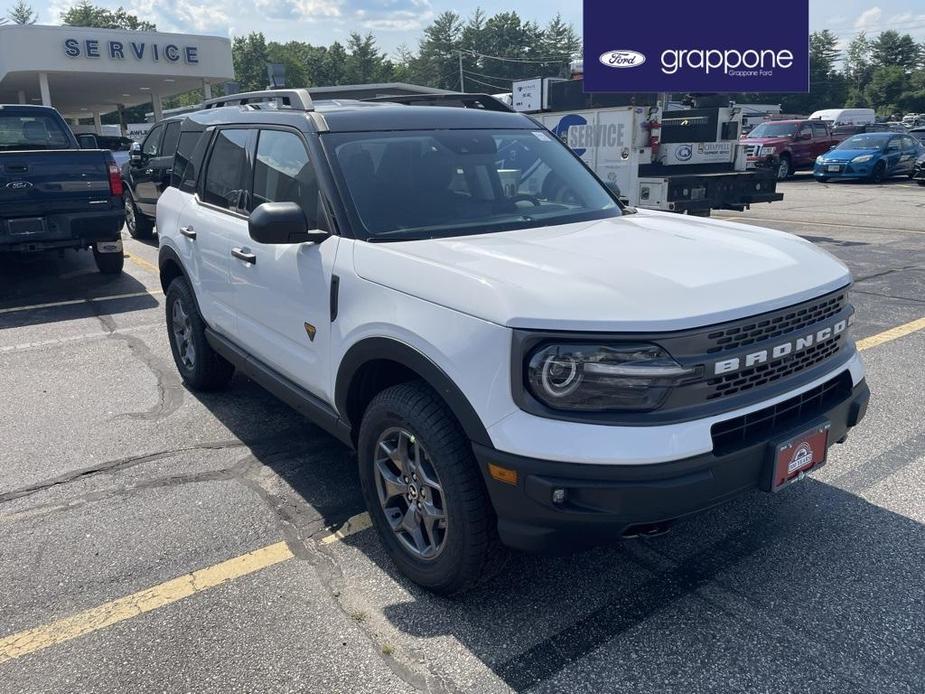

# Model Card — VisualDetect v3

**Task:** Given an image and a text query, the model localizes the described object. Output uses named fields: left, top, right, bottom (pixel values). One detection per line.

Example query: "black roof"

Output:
left=178, top=99, right=538, bottom=134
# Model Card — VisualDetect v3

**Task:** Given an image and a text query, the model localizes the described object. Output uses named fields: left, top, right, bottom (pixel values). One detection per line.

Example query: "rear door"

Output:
left=791, top=123, right=814, bottom=166
left=130, top=123, right=164, bottom=213
left=899, top=136, right=918, bottom=173
left=228, top=127, right=339, bottom=400
left=883, top=136, right=903, bottom=174
left=179, top=127, right=253, bottom=338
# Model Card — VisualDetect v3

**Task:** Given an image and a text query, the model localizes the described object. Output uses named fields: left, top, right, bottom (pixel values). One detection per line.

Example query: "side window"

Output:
left=201, top=128, right=251, bottom=211
left=902, top=136, right=917, bottom=151
left=173, top=130, right=203, bottom=188
left=812, top=122, right=828, bottom=138
left=160, top=121, right=181, bottom=158
left=251, top=129, right=319, bottom=226
left=799, top=124, right=813, bottom=139
left=886, top=137, right=901, bottom=152
left=142, top=124, right=164, bottom=156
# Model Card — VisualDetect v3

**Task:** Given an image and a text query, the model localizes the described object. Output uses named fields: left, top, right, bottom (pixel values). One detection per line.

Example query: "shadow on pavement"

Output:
left=189, top=371, right=924, bottom=692
left=0, top=251, right=158, bottom=329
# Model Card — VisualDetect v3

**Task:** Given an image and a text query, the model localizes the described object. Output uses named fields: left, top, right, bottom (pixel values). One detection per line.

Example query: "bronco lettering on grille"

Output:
left=712, top=316, right=851, bottom=376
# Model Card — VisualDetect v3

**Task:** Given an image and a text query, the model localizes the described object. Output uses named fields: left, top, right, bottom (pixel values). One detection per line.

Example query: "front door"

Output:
left=228, top=128, right=339, bottom=401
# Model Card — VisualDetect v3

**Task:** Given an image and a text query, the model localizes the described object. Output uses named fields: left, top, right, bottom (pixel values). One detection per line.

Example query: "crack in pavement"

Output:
left=91, top=310, right=184, bottom=422
left=0, top=440, right=248, bottom=506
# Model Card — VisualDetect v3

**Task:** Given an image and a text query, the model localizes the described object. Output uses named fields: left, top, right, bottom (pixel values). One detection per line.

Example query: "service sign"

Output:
left=582, top=0, right=809, bottom=93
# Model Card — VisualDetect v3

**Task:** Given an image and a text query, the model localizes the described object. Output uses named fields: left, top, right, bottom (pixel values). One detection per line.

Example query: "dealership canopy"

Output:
left=0, top=24, right=233, bottom=121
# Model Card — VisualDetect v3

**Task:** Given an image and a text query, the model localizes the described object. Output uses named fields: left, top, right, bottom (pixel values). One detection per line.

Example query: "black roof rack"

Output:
left=204, top=89, right=314, bottom=111
left=363, top=92, right=514, bottom=113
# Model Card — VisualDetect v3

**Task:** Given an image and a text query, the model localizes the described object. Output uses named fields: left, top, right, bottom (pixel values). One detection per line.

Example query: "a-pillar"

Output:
left=38, top=72, right=51, bottom=107
left=151, top=92, right=164, bottom=122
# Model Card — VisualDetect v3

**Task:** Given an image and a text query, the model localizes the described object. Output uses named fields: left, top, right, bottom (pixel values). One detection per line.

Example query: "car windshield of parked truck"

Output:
left=837, top=134, right=890, bottom=150
left=748, top=123, right=798, bottom=138
left=0, top=113, right=72, bottom=151
left=325, top=129, right=620, bottom=241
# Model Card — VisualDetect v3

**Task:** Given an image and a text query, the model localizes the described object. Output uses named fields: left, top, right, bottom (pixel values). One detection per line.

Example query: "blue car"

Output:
left=814, top=132, right=924, bottom=183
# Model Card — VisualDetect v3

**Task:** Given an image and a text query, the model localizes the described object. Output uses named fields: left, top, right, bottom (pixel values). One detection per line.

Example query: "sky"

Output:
left=26, top=0, right=925, bottom=57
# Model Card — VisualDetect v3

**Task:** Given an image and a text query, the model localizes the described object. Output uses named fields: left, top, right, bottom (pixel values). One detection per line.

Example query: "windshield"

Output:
left=0, top=113, right=72, bottom=151
left=747, top=123, right=798, bottom=138
left=324, top=129, right=620, bottom=241
left=911, top=130, right=925, bottom=144
left=837, top=134, right=889, bottom=150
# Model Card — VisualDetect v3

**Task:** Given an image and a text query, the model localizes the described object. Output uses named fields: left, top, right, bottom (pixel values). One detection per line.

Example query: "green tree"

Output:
left=869, top=30, right=921, bottom=73
left=779, top=30, right=846, bottom=113
left=232, top=32, right=269, bottom=91
left=344, top=32, right=394, bottom=84
left=60, top=0, right=155, bottom=30
left=843, top=33, right=873, bottom=107
left=416, top=11, right=464, bottom=90
left=864, top=65, right=908, bottom=117
left=7, top=0, right=37, bottom=24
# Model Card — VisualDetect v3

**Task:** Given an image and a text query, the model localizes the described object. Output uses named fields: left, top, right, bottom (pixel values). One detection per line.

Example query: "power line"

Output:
left=463, top=68, right=539, bottom=83
left=461, top=49, right=573, bottom=64
left=462, top=75, right=514, bottom=92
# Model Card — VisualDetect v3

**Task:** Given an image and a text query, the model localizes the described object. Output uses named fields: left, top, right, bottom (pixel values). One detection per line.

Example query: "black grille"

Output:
left=711, top=371, right=852, bottom=453
left=705, top=335, right=844, bottom=400
left=706, top=293, right=847, bottom=354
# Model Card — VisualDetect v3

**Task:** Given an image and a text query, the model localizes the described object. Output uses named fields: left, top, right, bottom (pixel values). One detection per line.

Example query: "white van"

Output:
left=809, top=108, right=876, bottom=127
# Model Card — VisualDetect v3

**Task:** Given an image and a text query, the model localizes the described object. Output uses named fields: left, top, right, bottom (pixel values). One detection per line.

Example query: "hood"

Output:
left=822, top=148, right=881, bottom=162
left=741, top=136, right=790, bottom=147
left=352, top=211, right=851, bottom=332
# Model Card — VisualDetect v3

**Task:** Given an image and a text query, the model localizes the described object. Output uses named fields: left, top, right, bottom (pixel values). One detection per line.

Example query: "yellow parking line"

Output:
left=0, top=542, right=293, bottom=664
left=0, top=513, right=372, bottom=664
left=856, top=316, right=925, bottom=351
left=125, top=252, right=159, bottom=275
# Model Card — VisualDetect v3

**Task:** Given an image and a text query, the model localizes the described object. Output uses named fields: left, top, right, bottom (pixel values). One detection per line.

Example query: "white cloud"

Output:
left=854, top=6, right=882, bottom=30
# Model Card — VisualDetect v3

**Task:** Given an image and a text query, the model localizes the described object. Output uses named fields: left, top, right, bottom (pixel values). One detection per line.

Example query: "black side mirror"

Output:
left=76, top=134, right=99, bottom=149
left=249, top=202, right=329, bottom=245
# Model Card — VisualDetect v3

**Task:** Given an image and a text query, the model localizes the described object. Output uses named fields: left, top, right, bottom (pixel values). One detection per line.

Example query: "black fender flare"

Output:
left=335, top=337, right=492, bottom=447
left=157, top=245, right=205, bottom=317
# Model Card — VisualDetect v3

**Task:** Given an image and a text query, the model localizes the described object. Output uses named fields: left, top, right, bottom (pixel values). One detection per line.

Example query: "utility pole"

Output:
left=458, top=51, right=465, bottom=93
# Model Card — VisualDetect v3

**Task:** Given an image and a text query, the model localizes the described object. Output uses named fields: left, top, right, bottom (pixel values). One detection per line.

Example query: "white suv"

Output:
left=157, top=90, right=870, bottom=594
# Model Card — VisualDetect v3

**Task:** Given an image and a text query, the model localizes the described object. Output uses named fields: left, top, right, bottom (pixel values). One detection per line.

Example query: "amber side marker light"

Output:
left=488, top=464, right=518, bottom=485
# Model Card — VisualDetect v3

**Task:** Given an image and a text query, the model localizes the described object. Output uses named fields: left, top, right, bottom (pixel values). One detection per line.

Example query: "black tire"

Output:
left=816, top=177, right=828, bottom=183
left=918, top=180, right=925, bottom=187
left=124, top=192, right=155, bottom=240
left=777, top=154, right=791, bottom=180
left=358, top=381, right=502, bottom=595
left=869, top=162, right=886, bottom=184
left=93, top=247, right=124, bottom=274
left=165, top=277, right=234, bottom=391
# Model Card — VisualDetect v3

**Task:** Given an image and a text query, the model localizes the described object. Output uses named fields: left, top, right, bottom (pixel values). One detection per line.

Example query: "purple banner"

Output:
left=583, top=0, right=809, bottom=93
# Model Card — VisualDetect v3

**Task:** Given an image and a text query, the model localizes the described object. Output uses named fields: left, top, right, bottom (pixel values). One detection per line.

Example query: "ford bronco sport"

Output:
left=157, top=90, right=869, bottom=594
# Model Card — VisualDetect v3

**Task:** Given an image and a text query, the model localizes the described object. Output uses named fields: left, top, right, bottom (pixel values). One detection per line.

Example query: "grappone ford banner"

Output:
left=582, top=0, right=809, bottom=93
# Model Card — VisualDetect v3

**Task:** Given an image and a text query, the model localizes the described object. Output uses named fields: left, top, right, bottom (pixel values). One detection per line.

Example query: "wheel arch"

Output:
left=335, top=337, right=492, bottom=448
left=158, top=245, right=205, bottom=318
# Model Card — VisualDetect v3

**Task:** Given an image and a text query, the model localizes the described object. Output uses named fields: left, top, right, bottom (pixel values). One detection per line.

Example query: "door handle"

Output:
left=144, top=168, right=154, bottom=175
left=179, top=225, right=196, bottom=240
left=231, top=247, right=256, bottom=264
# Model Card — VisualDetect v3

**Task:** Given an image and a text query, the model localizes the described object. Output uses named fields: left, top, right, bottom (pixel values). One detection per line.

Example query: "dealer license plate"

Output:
left=827, top=164, right=841, bottom=173
left=8, top=217, right=45, bottom=236
left=767, top=421, right=831, bottom=492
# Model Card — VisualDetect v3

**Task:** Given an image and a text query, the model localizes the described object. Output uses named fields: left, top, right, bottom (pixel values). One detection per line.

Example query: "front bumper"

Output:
left=475, top=374, right=869, bottom=553
left=813, top=162, right=874, bottom=179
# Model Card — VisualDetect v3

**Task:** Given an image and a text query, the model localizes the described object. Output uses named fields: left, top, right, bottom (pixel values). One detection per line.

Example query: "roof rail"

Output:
left=363, top=92, right=514, bottom=113
left=204, top=89, right=314, bottom=111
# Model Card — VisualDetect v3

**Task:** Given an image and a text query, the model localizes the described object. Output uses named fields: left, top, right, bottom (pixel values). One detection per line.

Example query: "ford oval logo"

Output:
left=5, top=180, right=33, bottom=191
left=599, top=50, right=646, bottom=69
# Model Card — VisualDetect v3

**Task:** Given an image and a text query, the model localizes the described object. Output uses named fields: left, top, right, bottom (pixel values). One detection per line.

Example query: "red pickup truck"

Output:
left=741, top=119, right=839, bottom=180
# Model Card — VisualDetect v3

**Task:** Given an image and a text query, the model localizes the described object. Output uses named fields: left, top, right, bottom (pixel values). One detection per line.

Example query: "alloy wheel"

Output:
left=124, top=196, right=136, bottom=233
left=373, top=427, right=448, bottom=559
left=171, top=299, right=196, bottom=369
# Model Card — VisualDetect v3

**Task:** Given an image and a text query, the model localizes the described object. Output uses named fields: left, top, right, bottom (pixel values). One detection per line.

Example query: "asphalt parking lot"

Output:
left=1, top=173, right=924, bottom=693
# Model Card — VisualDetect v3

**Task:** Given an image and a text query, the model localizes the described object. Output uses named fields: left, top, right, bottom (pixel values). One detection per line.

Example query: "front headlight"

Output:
left=816, top=155, right=824, bottom=164
left=526, top=343, right=699, bottom=412
left=759, top=146, right=776, bottom=157
left=851, top=154, right=874, bottom=164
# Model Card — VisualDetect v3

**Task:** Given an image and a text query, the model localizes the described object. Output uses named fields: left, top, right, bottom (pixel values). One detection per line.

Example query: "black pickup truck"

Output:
left=0, top=105, right=125, bottom=273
